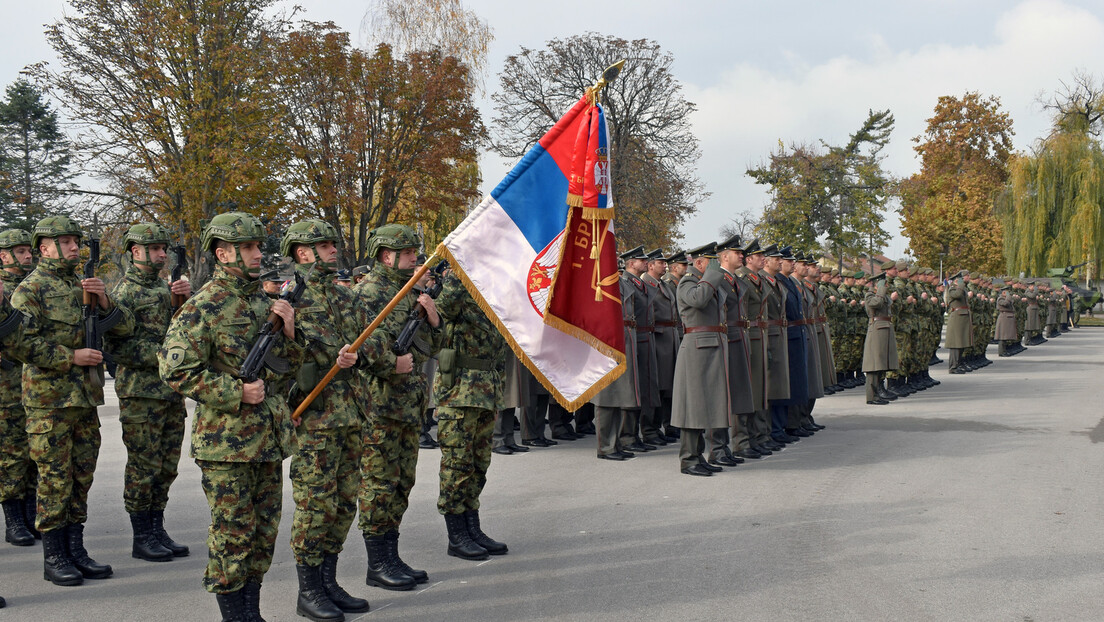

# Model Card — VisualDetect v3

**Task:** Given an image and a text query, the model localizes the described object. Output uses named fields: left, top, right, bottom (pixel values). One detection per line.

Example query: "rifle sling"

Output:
left=0, top=309, right=24, bottom=339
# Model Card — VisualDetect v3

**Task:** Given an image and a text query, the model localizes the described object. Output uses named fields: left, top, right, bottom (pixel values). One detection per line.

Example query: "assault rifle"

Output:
left=392, top=259, right=449, bottom=355
left=170, top=245, right=188, bottom=312
left=83, top=236, right=123, bottom=387
left=239, top=264, right=314, bottom=382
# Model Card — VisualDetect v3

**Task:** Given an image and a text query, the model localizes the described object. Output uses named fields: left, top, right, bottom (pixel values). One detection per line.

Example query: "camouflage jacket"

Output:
left=106, top=266, right=181, bottom=403
left=11, top=257, right=134, bottom=410
left=352, top=262, right=442, bottom=423
left=0, top=269, right=27, bottom=408
left=159, top=265, right=304, bottom=462
left=433, top=274, right=506, bottom=411
left=289, top=264, right=390, bottom=430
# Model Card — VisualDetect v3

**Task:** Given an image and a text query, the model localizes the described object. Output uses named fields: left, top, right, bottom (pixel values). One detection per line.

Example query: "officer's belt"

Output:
left=683, top=325, right=726, bottom=334
left=655, top=321, right=677, bottom=328
left=870, top=315, right=892, bottom=322
left=764, top=319, right=788, bottom=327
left=635, top=325, right=655, bottom=333
left=950, top=305, right=969, bottom=312
left=789, top=318, right=814, bottom=326
left=456, top=354, right=494, bottom=371
left=730, top=320, right=751, bottom=328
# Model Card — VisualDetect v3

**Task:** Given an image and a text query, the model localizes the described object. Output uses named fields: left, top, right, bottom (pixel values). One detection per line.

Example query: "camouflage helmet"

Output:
left=124, top=223, right=172, bottom=251
left=280, top=219, right=339, bottom=257
left=201, top=212, right=265, bottom=252
left=367, top=224, right=420, bottom=259
left=32, top=215, right=83, bottom=249
left=0, top=228, right=34, bottom=250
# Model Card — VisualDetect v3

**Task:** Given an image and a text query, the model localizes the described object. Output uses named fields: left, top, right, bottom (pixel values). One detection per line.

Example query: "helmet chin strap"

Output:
left=0, top=250, right=24, bottom=274
left=54, top=239, right=80, bottom=270
left=132, top=244, right=165, bottom=272
left=225, top=243, right=260, bottom=279
left=309, top=244, right=338, bottom=273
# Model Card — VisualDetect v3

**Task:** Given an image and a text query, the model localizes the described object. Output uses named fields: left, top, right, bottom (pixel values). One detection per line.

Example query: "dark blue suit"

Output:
left=770, top=275, right=809, bottom=437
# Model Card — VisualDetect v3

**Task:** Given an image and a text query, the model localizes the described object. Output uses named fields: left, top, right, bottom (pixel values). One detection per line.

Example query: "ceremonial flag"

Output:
left=438, top=92, right=625, bottom=410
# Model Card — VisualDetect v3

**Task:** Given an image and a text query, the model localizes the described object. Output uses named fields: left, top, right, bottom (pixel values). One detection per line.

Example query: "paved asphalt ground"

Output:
left=3, top=328, right=1104, bottom=621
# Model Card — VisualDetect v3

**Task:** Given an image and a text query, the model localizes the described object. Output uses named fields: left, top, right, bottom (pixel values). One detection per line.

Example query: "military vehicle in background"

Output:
left=1045, top=263, right=1102, bottom=314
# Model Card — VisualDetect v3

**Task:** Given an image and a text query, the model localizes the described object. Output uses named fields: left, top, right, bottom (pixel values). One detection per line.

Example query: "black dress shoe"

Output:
left=762, top=441, right=783, bottom=451
left=697, top=460, right=723, bottom=473
left=521, top=438, right=552, bottom=447
left=627, top=442, right=652, bottom=453
left=640, top=441, right=657, bottom=450
left=505, top=442, right=529, bottom=453
left=550, top=432, right=580, bottom=441
left=709, top=455, right=741, bottom=467
left=616, top=450, right=636, bottom=459
left=541, top=437, right=558, bottom=446
left=491, top=445, right=513, bottom=455
left=752, top=445, right=774, bottom=455
left=644, top=436, right=668, bottom=446
left=867, top=398, right=889, bottom=405
left=597, top=452, right=626, bottom=461
left=735, top=449, right=763, bottom=460
left=809, top=422, right=826, bottom=430
left=681, top=464, right=713, bottom=477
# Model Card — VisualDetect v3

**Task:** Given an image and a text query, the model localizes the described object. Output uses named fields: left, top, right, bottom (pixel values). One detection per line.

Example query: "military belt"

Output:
left=764, top=319, right=788, bottom=327
left=683, top=325, right=726, bottom=334
left=731, top=320, right=751, bottom=328
left=456, top=354, right=494, bottom=371
left=636, top=325, right=655, bottom=333
left=950, top=305, right=969, bottom=312
left=871, top=315, right=892, bottom=322
left=655, top=321, right=677, bottom=328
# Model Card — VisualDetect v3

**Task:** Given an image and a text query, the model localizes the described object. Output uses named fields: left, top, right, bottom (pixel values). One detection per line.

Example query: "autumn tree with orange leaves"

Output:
left=276, top=20, right=483, bottom=266
left=900, top=93, right=1014, bottom=274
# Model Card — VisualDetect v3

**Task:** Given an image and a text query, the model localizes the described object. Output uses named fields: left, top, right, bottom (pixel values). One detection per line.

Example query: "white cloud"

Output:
left=682, top=0, right=1104, bottom=259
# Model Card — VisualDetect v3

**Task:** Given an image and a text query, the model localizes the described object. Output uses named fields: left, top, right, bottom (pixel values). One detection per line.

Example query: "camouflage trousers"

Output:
left=25, top=406, right=100, bottom=532
left=120, top=397, right=186, bottom=513
left=888, top=329, right=910, bottom=379
left=436, top=406, right=493, bottom=515
left=358, top=416, right=419, bottom=537
left=197, top=459, right=282, bottom=594
left=290, top=425, right=361, bottom=566
left=0, top=403, right=36, bottom=502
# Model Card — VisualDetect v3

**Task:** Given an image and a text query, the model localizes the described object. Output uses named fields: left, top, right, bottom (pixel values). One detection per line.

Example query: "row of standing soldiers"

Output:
left=0, top=214, right=511, bottom=622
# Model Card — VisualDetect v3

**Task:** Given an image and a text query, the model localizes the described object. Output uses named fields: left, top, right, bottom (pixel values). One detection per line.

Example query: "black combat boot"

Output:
left=3, top=498, right=34, bottom=546
left=877, top=378, right=897, bottom=402
left=320, top=553, right=369, bottom=612
left=463, top=510, right=507, bottom=555
left=64, top=523, right=112, bottom=579
left=129, top=511, right=173, bottom=561
left=362, top=533, right=415, bottom=591
left=242, top=578, right=266, bottom=622
left=385, top=531, right=427, bottom=583
left=295, top=564, right=344, bottom=621
left=215, top=590, right=248, bottom=622
left=23, top=494, right=40, bottom=539
left=444, top=512, right=488, bottom=560
left=150, top=509, right=189, bottom=557
left=42, top=528, right=82, bottom=586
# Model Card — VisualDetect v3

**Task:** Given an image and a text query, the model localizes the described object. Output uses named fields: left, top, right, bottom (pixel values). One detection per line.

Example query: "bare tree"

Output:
left=718, top=208, right=761, bottom=242
left=490, top=33, right=706, bottom=250
left=1040, top=69, right=1104, bottom=137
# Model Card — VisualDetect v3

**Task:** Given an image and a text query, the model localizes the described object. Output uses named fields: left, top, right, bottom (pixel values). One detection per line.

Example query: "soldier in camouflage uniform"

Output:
left=105, top=224, right=191, bottom=563
left=282, top=220, right=376, bottom=621
left=159, top=212, right=304, bottom=620
left=433, top=270, right=509, bottom=560
left=352, top=224, right=442, bottom=592
left=13, top=215, right=133, bottom=586
left=0, top=229, right=37, bottom=547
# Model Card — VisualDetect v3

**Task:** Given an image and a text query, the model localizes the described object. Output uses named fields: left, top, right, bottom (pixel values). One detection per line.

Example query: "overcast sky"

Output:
left=3, top=0, right=1103, bottom=259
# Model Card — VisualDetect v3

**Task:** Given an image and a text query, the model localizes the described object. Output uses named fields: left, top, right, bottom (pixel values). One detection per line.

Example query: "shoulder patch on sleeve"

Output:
left=165, top=346, right=187, bottom=369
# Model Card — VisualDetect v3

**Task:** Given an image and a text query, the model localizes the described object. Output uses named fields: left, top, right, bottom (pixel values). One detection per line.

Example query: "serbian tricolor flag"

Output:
left=437, top=93, right=625, bottom=409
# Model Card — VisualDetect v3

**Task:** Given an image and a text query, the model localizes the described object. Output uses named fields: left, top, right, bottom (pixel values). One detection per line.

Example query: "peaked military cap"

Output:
left=716, top=234, right=746, bottom=253
left=618, top=245, right=648, bottom=261
left=880, top=259, right=895, bottom=270
left=744, top=238, right=764, bottom=255
left=780, top=245, right=796, bottom=260
left=762, top=243, right=782, bottom=257
left=686, top=242, right=717, bottom=259
left=853, top=270, right=867, bottom=279
left=667, top=251, right=689, bottom=264
left=647, top=248, right=666, bottom=261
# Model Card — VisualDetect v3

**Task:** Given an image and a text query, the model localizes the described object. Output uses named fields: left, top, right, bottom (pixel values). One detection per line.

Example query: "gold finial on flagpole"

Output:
left=587, top=59, right=626, bottom=105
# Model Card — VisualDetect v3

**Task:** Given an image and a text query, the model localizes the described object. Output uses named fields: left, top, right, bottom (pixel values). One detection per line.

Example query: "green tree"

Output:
left=491, top=34, right=706, bottom=250
left=899, top=93, right=1013, bottom=274
left=998, top=73, right=1104, bottom=279
left=0, top=79, right=75, bottom=230
left=42, top=0, right=292, bottom=281
left=748, top=109, right=894, bottom=261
